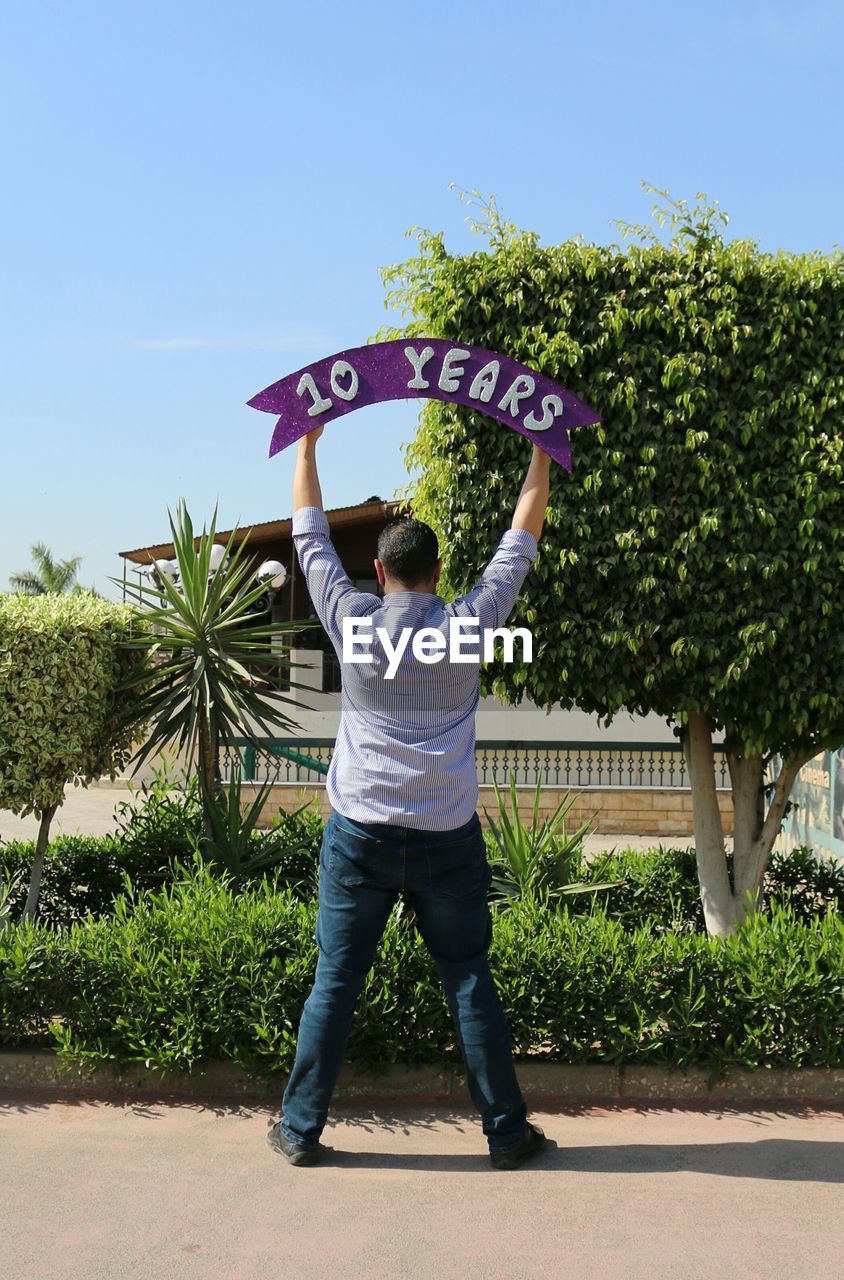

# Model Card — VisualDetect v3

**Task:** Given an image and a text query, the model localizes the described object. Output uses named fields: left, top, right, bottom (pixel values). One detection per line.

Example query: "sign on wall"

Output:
left=247, top=338, right=601, bottom=469
left=777, top=748, right=844, bottom=863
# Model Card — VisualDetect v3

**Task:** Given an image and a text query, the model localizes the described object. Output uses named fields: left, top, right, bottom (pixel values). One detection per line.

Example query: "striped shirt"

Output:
left=292, top=506, right=538, bottom=830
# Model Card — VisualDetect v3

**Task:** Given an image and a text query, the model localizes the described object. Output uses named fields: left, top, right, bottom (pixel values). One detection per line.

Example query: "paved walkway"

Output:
left=0, top=784, right=140, bottom=843
left=2, top=1099, right=840, bottom=1279
left=0, top=785, right=695, bottom=853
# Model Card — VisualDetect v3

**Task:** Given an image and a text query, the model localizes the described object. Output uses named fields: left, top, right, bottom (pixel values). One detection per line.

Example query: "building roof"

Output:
left=119, top=497, right=410, bottom=565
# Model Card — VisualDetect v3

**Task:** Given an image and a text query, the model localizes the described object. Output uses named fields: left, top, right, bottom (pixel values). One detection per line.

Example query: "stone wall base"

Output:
left=1, top=1052, right=839, bottom=1107
left=247, top=784, right=733, bottom=838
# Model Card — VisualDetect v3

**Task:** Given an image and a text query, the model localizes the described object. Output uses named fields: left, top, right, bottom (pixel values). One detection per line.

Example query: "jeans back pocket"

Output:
left=427, top=833, right=492, bottom=900
left=325, top=820, right=387, bottom=888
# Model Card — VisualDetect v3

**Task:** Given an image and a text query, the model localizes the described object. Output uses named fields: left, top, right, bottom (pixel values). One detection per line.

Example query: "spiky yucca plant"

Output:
left=484, top=774, right=623, bottom=910
left=118, top=502, right=311, bottom=846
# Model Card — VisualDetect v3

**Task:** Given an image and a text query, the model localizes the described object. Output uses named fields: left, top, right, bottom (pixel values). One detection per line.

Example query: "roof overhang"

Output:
left=119, top=498, right=409, bottom=565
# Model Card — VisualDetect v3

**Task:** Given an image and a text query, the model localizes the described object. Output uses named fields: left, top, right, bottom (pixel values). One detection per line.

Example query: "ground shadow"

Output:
left=309, top=1135, right=843, bottom=1181
left=2, top=1093, right=842, bottom=1184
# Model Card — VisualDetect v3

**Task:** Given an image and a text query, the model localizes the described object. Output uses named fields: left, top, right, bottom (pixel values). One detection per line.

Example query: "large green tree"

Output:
left=382, top=187, right=844, bottom=938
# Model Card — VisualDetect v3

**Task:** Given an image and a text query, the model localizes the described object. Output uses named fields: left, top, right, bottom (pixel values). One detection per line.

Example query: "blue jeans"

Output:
left=280, top=810, right=528, bottom=1154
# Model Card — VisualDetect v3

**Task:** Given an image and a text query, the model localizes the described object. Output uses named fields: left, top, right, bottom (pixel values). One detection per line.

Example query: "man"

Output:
left=267, top=422, right=551, bottom=1171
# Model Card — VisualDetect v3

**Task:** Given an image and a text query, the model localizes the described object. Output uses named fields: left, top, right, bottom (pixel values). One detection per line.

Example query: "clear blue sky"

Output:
left=1, top=0, right=841, bottom=597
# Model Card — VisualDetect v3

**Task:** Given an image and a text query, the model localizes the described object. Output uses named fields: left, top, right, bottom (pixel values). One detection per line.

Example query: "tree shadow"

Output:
left=0, top=1090, right=262, bottom=1119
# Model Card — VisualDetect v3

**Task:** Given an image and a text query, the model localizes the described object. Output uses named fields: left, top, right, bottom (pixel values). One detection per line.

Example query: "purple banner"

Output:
left=247, top=339, right=601, bottom=469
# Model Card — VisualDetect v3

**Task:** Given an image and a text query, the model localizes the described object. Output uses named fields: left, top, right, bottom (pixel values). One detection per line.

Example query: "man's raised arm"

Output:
left=291, top=425, right=372, bottom=643
left=449, top=444, right=548, bottom=630
left=511, top=443, right=551, bottom=541
left=292, top=423, right=325, bottom=514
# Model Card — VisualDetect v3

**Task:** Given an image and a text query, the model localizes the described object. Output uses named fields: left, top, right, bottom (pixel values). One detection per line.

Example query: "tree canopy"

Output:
left=0, top=592, right=148, bottom=919
left=0, top=592, right=143, bottom=817
left=383, top=188, right=844, bottom=763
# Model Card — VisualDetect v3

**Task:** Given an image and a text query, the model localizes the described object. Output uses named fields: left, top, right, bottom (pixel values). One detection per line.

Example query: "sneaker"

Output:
left=489, top=1122, right=547, bottom=1171
left=266, top=1120, right=322, bottom=1167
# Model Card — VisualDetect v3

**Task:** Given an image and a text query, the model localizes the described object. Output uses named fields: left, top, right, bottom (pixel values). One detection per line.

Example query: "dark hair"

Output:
left=377, top=518, right=439, bottom=587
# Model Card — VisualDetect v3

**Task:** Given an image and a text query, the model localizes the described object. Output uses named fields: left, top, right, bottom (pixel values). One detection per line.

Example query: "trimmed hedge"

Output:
left=0, top=593, right=145, bottom=815
left=2, top=856, right=841, bottom=1076
left=0, top=835, right=177, bottom=928
left=3, top=825, right=841, bottom=933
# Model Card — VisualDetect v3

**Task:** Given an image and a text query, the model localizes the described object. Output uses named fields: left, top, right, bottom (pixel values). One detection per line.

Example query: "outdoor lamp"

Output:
left=153, top=558, right=176, bottom=582
left=257, top=559, right=287, bottom=589
left=209, top=544, right=226, bottom=571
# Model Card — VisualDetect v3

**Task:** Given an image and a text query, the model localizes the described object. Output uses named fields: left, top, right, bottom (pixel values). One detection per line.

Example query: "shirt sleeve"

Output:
left=292, top=506, right=378, bottom=647
left=448, top=527, right=538, bottom=631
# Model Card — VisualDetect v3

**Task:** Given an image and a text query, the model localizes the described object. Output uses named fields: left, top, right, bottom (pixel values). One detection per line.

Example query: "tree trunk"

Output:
left=684, top=710, right=735, bottom=937
left=727, top=748, right=764, bottom=921
left=737, top=747, right=804, bottom=921
left=685, top=711, right=807, bottom=938
left=22, top=803, right=58, bottom=922
left=198, top=707, right=219, bottom=843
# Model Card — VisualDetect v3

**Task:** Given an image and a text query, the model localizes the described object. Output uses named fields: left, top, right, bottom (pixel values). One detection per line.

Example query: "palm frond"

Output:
left=8, top=572, right=45, bottom=595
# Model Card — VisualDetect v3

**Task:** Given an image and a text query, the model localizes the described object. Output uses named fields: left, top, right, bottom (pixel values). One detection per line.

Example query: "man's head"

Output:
left=375, top=517, right=441, bottom=594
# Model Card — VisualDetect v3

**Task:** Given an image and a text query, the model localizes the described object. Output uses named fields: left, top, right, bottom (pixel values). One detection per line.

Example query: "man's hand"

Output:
left=293, top=425, right=325, bottom=512
left=511, top=443, right=551, bottom=541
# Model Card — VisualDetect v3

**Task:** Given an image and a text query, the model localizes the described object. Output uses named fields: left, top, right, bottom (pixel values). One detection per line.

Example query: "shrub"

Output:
left=491, top=895, right=844, bottom=1071
left=0, top=592, right=148, bottom=918
left=0, top=834, right=178, bottom=928
left=1, top=856, right=841, bottom=1075
left=113, top=766, right=203, bottom=866
left=264, top=801, right=325, bottom=861
left=45, top=858, right=320, bottom=1072
left=115, top=765, right=323, bottom=895
left=580, top=845, right=844, bottom=932
left=578, top=846, right=708, bottom=932
left=0, top=790, right=324, bottom=929
left=0, top=593, right=144, bottom=817
left=236, top=802, right=324, bottom=896
left=482, top=775, right=620, bottom=909
left=763, top=845, right=844, bottom=925
left=0, top=920, right=56, bottom=1045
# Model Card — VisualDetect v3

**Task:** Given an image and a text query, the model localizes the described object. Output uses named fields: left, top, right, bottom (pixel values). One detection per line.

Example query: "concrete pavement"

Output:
left=2, top=1098, right=841, bottom=1280
left=0, top=783, right=138, bottom=842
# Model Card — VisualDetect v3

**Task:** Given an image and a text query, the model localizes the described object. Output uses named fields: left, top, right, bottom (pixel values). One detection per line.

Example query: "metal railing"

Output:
left=219, top=739, right=730, bottom=790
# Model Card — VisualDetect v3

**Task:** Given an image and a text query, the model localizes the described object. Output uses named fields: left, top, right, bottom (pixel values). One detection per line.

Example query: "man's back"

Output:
left=292, top=506, right=537, bottom=829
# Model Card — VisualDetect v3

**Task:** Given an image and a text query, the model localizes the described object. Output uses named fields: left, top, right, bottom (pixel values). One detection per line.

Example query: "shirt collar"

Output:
left=381, top=590, right=443, bottom=606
